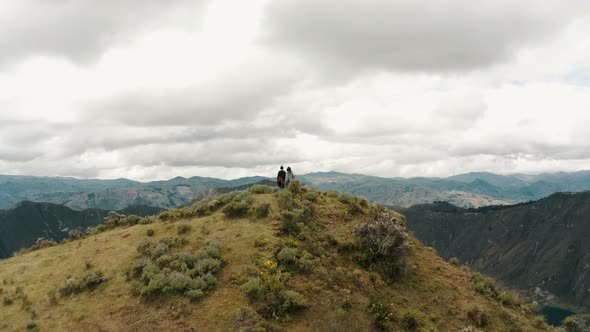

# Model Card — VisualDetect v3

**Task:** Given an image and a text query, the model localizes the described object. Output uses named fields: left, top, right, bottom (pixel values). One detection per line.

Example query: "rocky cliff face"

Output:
left=403, top=192, right=590, bottom=310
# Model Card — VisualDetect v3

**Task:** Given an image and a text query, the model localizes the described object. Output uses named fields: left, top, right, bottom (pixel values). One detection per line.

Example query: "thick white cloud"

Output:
left=0, top=0, right=589, bottom=181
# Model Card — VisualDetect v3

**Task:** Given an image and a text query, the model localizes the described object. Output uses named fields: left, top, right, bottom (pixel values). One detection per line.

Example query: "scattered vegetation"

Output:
left=127, top=237, right=223, bottom=301
left=14, top=238, right=57, bottom=256
left=240, top=260, right=306, bottom=319
left=467, top=306, right=489, bottom=328
left=249, top=184, right=278, bottom=194
left=59, top=270, right=108, bottom=296
left=253, top=202, right=271, bottom=219
left=177, top=222, right=192, bottom=235
left=369, top=301, right=394, bottom=330
left=449, top=257, right=460, bottom=266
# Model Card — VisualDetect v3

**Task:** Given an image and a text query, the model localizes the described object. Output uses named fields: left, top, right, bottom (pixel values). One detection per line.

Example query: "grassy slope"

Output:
left=0, top=191, right=547, bottom=331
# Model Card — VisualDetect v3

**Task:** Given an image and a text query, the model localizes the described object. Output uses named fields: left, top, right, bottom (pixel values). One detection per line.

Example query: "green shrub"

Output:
left=356, top=211, right=413, bottom=279
left=520, top=301, right=539, bottom=314
left=146, top=228, right=155, bottom=237
left=472, top=273, right=497, bottom=297
left=223, top=201, right=252, bottom=218
left=348, top=201, right=365, bottom=215
left=337, top=193, right=356, bottom=205
left=129, top=239, right=223, bottom=301
left=276, top=247, right=298, bottom=265
left=249, top=184, right=278, bottom=194
left=279, top=290, right=307, bottom=312
left=287, top=180, right=302, bottom=194
left=279, top=209, right=307, bottom=236
left=449, top=257, right=460, bottom=266
left=177, top=222, right=192, bottom=235
left=159, top=209, right=183, bottom=222
left=497, top=290, right=521, bottom=307
left=59, top=270, right=108, bottom=296
left=241, top=277, right=265, bottom=300
left=564, top=317, right=581, bottom=332
left=277, top=190, right=296, bottom=210
left=358, top=197, right=369, bottom=208
left=68, top=229, right=84, bottom=240
left=240, top=260, right=305, bottom=318
left=467, top=306, right=489, bottom=327
left=296, top=251, right=319, bottom=273
left=2, top=296, right=13, bottom=305
left=402, top=309, right=426, bottom=330
left=370, top=301, right=394, bottom=330
left=233, top=307, right=269, bottom=332
left=303, top=191, right=319, bottom=202
left=326, top=190, right=339, bottom=198
left=254, top=202, right=272, bottom=219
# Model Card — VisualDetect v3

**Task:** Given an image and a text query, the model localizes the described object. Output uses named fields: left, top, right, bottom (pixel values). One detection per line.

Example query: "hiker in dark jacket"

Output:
left=277, top=166, right=286, bottom=189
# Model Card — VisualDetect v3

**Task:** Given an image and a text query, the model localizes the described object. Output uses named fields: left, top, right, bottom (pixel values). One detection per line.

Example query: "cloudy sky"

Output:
left=1, top=0, right=590, bottom=181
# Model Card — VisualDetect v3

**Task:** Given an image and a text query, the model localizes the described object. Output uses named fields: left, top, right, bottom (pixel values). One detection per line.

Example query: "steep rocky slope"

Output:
left=0, top=202, right=165, bottom=259
left=402, top=192, right=590, bottom=311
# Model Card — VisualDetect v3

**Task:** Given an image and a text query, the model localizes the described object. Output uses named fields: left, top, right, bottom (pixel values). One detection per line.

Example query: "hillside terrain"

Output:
left=0, top=185, right=549, bottom=331
left=402, top=192, right=590, bottom=313
left=0, top=202, right=165, bottom=259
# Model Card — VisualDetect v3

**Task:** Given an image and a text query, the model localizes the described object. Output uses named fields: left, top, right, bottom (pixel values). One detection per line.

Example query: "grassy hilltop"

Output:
left=0, top=183, right=551, bottom=331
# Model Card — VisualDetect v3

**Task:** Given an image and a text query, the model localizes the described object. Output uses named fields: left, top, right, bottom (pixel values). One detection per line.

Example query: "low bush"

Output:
left=449, top=257, right=460, bottom=266
left=296, top=251, right=319, bottom=273
left=249, top=184, right=278, bottom=194
left=472, top=273, right=497, bottom=297
left=159, top=209, right=183, bottom=222
left=277, top=190, right=296, bottom=210
left=146, top=228, right=155, bottom=237
left=356, top=211, right=414, bottom=279
left=59, top=270, right=108, bottom=296
left=253, top=202, right=271, bottom=219
left=3, top=295, right=13, bottom=305
left=177, top=222, right=192, bottom=235
left=128, top=238, right=223, bottom=301
left=287, top=180, right=302, bottom=194
left=326, top=190, right=339, bottom=198
left=302, top=191, right=319, bottom=202
left=241, top=260, right=306, bottom=318
left=564, top=317, right=582, bottom=332
left=467, top=306, right=489, bottom=328
left=14, top=238, right=58, bottom=256
left=497, top=290, right=521, bottom=307
left=370, top=301, right=394, bottom=330
left=402, top=309, right=426, bottom=330
left=276, top=247, right=298, bottom=266
left=222, top=193, right=254, bottom=219
left=337, top=193, right=356, bottom=205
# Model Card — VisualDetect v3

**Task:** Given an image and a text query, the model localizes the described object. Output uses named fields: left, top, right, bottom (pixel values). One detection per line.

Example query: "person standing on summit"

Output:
left=277, top=166, right=286, bottom=189
left=285, top=166, right=295, bottom=188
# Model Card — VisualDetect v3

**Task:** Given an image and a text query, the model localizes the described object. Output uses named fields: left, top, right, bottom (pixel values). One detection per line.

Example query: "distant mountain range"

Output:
left=401, top=191, right=590, bottom=311
left=299, top=170, right=590, bottom=207
left=4, top=170, right=590, bottom=210
left=0, top=174, right=267, bottom=210
left=0, top=202, right=165, bottom=259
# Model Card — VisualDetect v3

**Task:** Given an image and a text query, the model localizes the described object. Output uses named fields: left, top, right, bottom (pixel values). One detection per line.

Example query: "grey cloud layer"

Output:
left=263, top=0, right=573, bottom=72
left=0, top=0, right=589, bottom=180
left=0, top=0, right=206, bottom=65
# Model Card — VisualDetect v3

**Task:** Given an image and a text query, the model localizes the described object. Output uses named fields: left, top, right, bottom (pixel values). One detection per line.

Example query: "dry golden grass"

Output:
left=0, top=191, right=548, bottom=331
